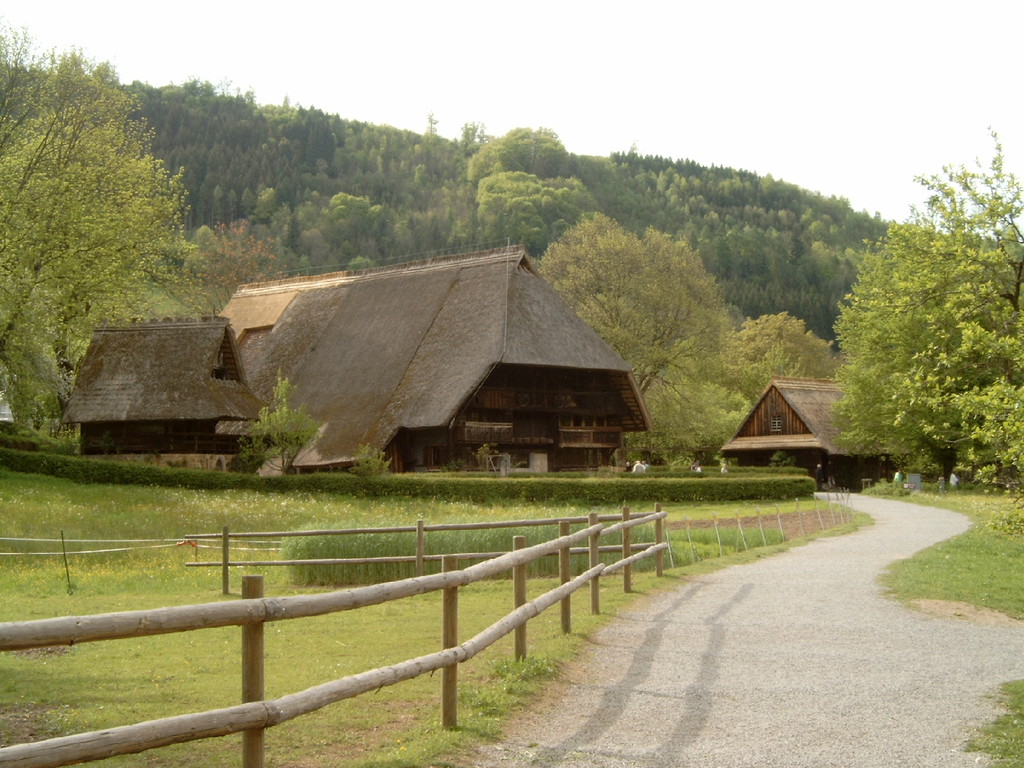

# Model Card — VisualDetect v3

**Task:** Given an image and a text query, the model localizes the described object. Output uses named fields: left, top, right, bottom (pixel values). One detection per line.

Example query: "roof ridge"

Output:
left=233, top=245, right=527, bottom=297
left=95, top=317, right=228, bottom=331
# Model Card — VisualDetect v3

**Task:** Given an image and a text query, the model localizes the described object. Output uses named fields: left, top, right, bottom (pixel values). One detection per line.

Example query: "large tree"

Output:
left=0, top=28, right=188, bottom=424
left=187, top=221, right=282, bottom=313
left=540, top=213, right=738, bottom=458
left=724, top=312, right=840, bottom=402
left=835, top=137, right=1023, bottom=481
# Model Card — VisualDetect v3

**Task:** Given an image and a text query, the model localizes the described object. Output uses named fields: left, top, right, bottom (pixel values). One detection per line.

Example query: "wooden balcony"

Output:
left=558, top=427, right=622, bottom=448
left=454, top=422, right=514, bottom=444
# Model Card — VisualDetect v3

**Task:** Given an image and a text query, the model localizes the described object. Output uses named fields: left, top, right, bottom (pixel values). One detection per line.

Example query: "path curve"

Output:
left=473, top=495, right=1024, bottom=767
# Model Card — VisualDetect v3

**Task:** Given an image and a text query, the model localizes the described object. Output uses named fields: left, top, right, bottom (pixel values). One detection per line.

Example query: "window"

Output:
left=770, top=417, right=782, bottom=432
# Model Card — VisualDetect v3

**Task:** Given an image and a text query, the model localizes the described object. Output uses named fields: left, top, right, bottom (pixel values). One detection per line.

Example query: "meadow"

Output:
left=0, top=468, right=843, bottom=767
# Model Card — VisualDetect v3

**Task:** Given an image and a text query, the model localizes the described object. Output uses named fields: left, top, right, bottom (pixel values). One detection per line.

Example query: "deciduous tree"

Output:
left=835, top=136, right=1023, bottom=481
left=0, top=27, right=189, bottom=424
left=188, top=221, right=281, bottom=312
left=724, top=312, right=840, bottom=401
left=541, top=214, right=735, bottom=457
left=241, top=374, right=320, bottom=474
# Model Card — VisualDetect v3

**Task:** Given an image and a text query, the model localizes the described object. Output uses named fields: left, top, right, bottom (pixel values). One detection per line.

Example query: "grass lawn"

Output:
left=0, top=468, right=850, bottom=767
left=878, top=489, right=1024, bottom=766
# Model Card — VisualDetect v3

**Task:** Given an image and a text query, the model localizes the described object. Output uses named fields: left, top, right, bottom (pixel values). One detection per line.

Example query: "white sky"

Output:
left=4, top=1, right=1021, bottom=222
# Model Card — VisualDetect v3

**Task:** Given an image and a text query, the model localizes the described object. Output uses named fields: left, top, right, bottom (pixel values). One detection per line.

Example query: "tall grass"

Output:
left=281, top=522, right=661, bottom=585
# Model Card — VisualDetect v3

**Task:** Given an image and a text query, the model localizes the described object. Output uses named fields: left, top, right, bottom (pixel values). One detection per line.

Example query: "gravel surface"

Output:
left=472, top=495, right=1024, bottom=767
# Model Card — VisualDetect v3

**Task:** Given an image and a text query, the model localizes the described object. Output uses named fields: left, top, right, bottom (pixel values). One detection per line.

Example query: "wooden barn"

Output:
left=220, top=246, right=651, bottom=472
left=721, top=376, right=885, bottom=489
left=63, top=318, right=264, bottom=467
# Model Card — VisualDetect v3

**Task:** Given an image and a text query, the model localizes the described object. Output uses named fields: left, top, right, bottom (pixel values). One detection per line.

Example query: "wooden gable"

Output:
left=733, top=386, right=812, bottom=439
left=722, top=377, right=843, bottom=456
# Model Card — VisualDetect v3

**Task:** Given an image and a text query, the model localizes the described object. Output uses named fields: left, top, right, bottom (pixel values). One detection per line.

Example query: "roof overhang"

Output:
left=721, top=434, right=843, bottom=454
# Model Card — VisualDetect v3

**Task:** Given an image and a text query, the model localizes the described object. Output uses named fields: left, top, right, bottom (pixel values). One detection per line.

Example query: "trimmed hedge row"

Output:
left=0, top=447, right=815, bottom=503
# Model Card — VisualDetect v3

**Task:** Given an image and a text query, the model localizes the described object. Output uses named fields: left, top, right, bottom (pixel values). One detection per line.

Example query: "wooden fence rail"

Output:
left=182, top=506, right=665, bottom=594
left=0, top=510, right=668, bottom=768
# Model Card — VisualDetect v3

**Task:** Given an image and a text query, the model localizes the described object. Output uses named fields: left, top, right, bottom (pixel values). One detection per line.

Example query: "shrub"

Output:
left=989, top=510, right=1024, bottom=539
left=0, top=447, right=815, bottom=503
left=349, top=444, right=390, bottom=477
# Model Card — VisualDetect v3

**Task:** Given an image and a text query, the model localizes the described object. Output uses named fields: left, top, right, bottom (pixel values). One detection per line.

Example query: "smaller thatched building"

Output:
left=63, top=318, right=263, bottom=467
left=721, top=376, right=885, bottom=489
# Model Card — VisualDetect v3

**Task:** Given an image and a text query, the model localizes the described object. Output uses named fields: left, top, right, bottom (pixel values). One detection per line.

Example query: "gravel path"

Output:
left=472, top=495, right=1024, bottom=767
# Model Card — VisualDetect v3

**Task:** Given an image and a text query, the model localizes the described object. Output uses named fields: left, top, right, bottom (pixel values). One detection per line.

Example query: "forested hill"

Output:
left=128, top=80, right=888, bottom=340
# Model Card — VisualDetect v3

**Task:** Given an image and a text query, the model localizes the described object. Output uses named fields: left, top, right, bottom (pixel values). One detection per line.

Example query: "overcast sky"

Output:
left=4, top=1, right=1021, bottom=222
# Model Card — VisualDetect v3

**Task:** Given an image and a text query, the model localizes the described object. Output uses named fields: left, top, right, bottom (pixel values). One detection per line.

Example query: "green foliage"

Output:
left=0, top=446, right=814, bottom=503
left=474, top=443, right=498, bottom=469
left=836, top=136, right=1024, bottom=483
left=186, top=221, right=283, bottom=313
left=769, top=451, right=797, bottom=467
left=463, top=656, right=562, bottom=719
left=0, top=423, right=77, bottom=454
left=127, top=81, right=883, bottom=341
left=349, top=444, right=390, bottom=477
left=0, top=27, right=190, bottom=426
left=242, top=374, right=320, bottom=474
left=541, top=213, right=742, bottom=457
left=282, top=522, right=655, bottom=585
left=542, top=213, right=729, bottom=394
left=988, top=509, right=1024, bottom=539
left=723, top=312, right=840, bottom=402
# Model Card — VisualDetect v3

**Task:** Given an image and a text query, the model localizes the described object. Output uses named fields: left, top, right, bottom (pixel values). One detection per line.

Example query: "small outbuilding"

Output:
left=721, top=376, right=885, bottom=489
left=63, top=318, right=264, bottom=468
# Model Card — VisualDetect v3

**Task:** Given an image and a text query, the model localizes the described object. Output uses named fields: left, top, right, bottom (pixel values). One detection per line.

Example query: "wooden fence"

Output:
left=0, top=509, right=667, bottom=768
left=181, top=506, right=662, bottom=594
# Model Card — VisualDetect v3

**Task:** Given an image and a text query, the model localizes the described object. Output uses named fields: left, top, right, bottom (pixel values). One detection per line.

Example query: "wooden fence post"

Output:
left=622, top=506, right=632, bottom=593
left=416, top=519, right=425, bottom=577
left=654, top=504, right=665, bottom=577
left=558, top=521, right=571, bottom=634
left=222, top=526, right=230, bottom=595
left=776, top=505, right=787, bottom=541
left=441, top=555, right=458, bottom=729
left=513, top=535, right=527, bottom=660
left=241, top=575, right=265, bottom=768
left=588, top=512, right=600, bottom=615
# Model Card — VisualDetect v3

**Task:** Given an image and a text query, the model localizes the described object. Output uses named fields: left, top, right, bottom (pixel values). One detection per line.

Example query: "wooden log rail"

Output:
left=183, top=507, right=667, bottom=594
left=0, top=514, right=670, bottom=768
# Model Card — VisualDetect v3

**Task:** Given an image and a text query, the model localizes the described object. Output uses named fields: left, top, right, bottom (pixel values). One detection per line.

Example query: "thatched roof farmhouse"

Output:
left=63, top=317, right=263, bottom=466
left=221, top=246, right=651, bottom=472
left=721, top=376, right=886, bottom=489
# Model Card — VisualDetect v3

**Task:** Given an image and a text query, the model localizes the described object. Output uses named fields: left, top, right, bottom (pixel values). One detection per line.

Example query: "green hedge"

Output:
left=0, top=447, right=815, bottom=503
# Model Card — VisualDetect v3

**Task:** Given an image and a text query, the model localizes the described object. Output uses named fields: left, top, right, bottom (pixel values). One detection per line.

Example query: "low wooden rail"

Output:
left=183, top=506, right=666, bottom=594
left=0, top=510, right=668, bottom=768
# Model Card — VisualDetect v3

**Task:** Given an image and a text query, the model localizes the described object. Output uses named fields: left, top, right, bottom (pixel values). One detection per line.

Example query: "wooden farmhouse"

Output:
left=220, top=246, right=651, bottom=473
left=63, top=318, right=264, bottom=468
left=721, top=376, right=885, bottom=489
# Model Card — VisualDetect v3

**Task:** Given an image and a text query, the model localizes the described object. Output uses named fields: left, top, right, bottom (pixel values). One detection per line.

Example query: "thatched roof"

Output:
left=721, top=376, right=844, bottom=455
left=221, top=246, right=649, bottom=469
left=63, top=318, right=264, bottom=424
